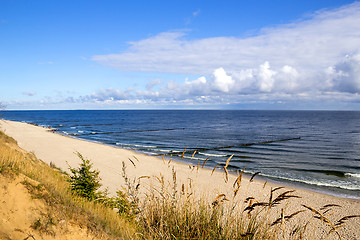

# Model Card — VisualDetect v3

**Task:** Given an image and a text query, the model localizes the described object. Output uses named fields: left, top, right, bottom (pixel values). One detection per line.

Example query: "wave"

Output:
left=139, top=151, right=158, bottom=156
left=235, top=155, right=252, bottom=159
left=115, top=143, right=157, bottom=148
left=182, top=155, right=207, bottom=161
left=70, top=127, right=77, bottom=129
left=260, top=173, right=360, bottom=191
left=198, top=152, right=228, bottom=157
left=345, top=173, right=360, bottom=179
left=154, top=149, right=173, bottom=153
left=299, top=170, right=360, bottom=179
left=302, top=169, right=347, bottom=178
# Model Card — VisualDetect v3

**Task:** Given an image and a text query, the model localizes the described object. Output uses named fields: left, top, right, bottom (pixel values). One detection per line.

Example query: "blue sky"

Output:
left=1, top=0, right=360, bottom=110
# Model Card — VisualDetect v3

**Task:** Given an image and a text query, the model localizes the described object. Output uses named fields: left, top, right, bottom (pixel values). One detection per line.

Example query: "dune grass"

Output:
left=0, top=130, right=137, bottom=239
left=1, top=129, right=359, bottom=239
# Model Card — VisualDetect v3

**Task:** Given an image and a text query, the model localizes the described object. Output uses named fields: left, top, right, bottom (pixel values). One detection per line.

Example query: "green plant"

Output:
left=110, top=161, right=140, bottom=219
left=68, top=152, right=103, bottom=201
left=31, top=213, right=56, bottom=236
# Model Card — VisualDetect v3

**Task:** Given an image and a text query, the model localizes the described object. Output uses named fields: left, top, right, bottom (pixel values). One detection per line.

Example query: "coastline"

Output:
left=17, top=120, right=360, bottom=201
left=1, top=119, right=358, bottom=199
left=3, top=110, right=360, bottom=199
left=1, top=119, right=360, bottom=238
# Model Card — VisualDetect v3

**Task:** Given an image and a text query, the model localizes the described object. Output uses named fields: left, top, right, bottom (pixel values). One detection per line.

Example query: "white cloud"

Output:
left=212, top=68, right=234, bottom=92
left=90, top=88, right=131, bottom=101
left=257, top=61, right=276, bottom=92
left=185, top=76, right=207, bottom=95
left=91, top=2, right=360, bottom=102
left=93, top=2, right=360, bottom=79
left=22, top=91, right=36, bottom=96
left=85, top=52, right=360, bottom=108
left=10, top=3, right=360, bottom=110
left=146, top=78, right=163, bottom=90
left=327, top=53, right=360, bottom=93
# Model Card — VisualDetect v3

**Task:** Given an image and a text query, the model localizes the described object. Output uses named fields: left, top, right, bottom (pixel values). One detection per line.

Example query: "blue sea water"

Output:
left=2, top=110, right=360, bottom=199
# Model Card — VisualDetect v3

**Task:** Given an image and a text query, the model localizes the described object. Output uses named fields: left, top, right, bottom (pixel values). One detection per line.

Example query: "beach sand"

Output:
left=1, top=119, right=359, bottom=239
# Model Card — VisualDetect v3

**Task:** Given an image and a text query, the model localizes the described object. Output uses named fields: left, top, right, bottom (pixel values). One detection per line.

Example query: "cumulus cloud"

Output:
left=90, top=2, right=360, bottom=108
left=212, top=68, right=234, bottom=92
left=80, top=3, right=360, bottom=108
left=93, top=3, right=360, bottom=76
left=326, top=53, right=360, bottom=93
left=257, top=62, right=276, bottom=92
left=82, top=53, right=360, bottom=108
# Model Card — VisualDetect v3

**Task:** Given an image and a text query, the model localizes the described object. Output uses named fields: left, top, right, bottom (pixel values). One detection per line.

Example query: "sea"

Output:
left=2, top=110, right=360, bottom=199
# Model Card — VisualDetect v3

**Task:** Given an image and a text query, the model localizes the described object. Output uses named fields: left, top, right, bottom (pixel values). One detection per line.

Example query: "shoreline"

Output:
left=26, top=121, right=360, bottom=201
left=1, top=119, right=360, bottom=238
left=1, top=119, right=359, bottom=201
left=44, top=131, right=360, bottom=200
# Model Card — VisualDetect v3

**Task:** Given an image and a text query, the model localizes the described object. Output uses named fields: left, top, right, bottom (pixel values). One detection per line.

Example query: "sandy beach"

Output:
left=1, top=119, right=360, bottom=239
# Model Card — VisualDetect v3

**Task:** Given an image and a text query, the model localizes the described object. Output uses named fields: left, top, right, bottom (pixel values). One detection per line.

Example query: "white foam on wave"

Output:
left=140, top=151, right=158, bottom=156
left=182, top=156, right=206, bottom=161
left=155, top=149, right=173, bottom=152
left=345, top=173, right=360, bottom=179
left=115, top=143, right=157, bottom=148
left=70, top=127, right=76, bottom=129
left=261, top=173, right=360, bottom=191
left=78, top=130, right=84, bottom=133
left=198, top=152, right=228, bottom=157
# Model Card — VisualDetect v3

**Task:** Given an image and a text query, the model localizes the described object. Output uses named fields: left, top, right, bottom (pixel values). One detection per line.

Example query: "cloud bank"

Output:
left=92, top=3, right=360, bottom=101
left=91, top=2, right=360, bottom=107
left=7, top=3, right=360, bottom=110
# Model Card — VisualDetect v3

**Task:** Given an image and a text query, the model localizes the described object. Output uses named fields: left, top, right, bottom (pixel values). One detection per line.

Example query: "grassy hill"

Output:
left=0, top=130, right=136, bottom=239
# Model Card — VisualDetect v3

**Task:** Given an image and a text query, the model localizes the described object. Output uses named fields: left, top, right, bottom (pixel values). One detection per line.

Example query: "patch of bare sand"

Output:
left=0, top=174, right=100, bottom=240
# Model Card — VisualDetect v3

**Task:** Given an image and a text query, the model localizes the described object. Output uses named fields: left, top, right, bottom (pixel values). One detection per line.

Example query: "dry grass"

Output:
left=1, top=130, right=359, bottom=239
left=119, top=161, right=300, bottom=239
left=0, top=130, right=137, bottom=239
left=118, top=148, right=360, bottom=239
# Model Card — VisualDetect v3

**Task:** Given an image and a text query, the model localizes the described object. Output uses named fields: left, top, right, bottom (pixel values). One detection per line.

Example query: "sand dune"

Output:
left=1, top=119, right=359, bottom=239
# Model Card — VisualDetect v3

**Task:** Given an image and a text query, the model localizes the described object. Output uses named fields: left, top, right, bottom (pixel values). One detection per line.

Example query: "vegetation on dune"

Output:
left=0, top=128, right=359, bottom=239
left=68, top=152, right=103, bottom=201
left=0, top=129, right=136, bottom=239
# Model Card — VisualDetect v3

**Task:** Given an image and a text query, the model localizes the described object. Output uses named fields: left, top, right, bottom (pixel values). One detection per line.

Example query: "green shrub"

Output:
left=68, top=152, right=102, bottom=201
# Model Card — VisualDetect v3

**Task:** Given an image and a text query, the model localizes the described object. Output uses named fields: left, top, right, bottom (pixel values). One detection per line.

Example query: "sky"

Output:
left=1, top=0, right=360, bottom=110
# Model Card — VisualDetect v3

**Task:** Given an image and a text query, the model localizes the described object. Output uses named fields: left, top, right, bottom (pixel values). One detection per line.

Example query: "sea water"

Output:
left=2, top=110, right=360, bottom=199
